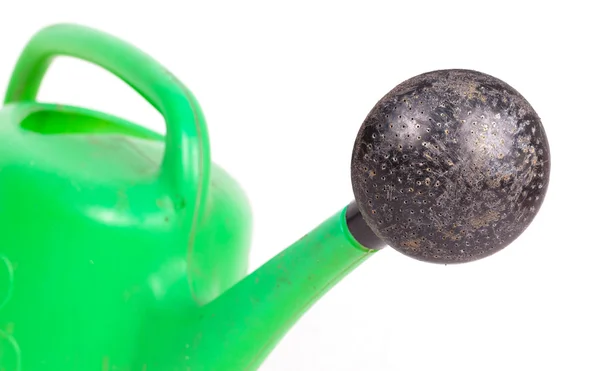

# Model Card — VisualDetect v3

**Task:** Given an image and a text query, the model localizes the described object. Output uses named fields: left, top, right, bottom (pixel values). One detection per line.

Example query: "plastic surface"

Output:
left=0, top=23, right=379, bottom=371
left=188, top=206, right=375, bottom=370
left=0, top=24, right=253, bottom=370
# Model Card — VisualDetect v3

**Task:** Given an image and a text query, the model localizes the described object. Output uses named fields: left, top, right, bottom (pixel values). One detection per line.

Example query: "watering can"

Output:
left=0, top=24, right=550, bottom=370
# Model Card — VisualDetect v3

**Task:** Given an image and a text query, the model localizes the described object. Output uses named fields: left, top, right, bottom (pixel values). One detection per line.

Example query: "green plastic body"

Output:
left=0, top=24, right=376, bottom=370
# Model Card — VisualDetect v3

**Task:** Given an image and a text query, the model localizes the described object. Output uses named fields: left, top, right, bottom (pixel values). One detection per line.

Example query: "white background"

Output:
left=1, top=1, right=598, bottom=370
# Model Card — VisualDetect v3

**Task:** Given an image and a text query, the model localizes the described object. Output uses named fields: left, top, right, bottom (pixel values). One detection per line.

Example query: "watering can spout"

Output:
left=180, top=204, right=380, bottom=370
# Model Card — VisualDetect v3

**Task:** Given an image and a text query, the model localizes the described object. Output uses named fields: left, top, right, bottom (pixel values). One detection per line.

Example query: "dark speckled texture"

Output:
left=351, top=69, right=550, bottom=264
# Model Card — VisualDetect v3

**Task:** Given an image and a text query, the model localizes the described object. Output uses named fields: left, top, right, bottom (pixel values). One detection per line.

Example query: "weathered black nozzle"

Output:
left=349, top=69, right=550, bottom=264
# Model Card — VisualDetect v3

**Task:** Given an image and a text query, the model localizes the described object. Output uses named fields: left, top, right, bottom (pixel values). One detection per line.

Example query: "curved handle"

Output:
left=4, top=23, right=211, bottom=214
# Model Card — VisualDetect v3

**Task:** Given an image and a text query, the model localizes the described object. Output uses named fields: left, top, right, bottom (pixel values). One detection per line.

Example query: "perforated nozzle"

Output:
left=351, top=69, right=550, bottom=264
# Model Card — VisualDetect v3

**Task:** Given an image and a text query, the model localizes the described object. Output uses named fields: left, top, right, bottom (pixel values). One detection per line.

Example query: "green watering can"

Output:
left=0, top=24, right=550, bottom=370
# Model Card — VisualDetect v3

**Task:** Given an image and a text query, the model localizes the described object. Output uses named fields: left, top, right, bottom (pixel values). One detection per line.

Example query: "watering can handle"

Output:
left=3, top=23, right=210, bottom=214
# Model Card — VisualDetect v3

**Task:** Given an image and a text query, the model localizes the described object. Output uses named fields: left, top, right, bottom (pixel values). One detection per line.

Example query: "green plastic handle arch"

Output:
left=3, top=23, right=211, bottom=223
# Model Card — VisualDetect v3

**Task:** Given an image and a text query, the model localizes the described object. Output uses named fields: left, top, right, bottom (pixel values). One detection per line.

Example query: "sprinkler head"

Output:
left=351, top=69, right=550, bottom=264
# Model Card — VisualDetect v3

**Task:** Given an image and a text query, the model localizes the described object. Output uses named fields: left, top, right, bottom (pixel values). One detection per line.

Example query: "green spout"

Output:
left=185, top=206, right=376, bottom=370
